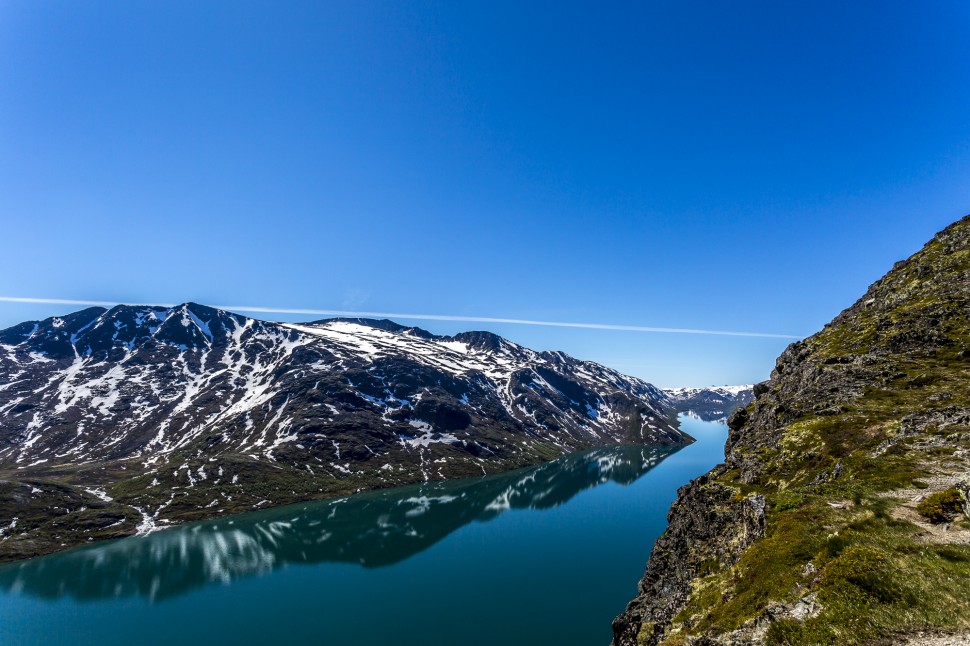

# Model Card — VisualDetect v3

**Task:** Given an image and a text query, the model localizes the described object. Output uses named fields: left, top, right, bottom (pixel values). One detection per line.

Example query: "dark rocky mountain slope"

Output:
left=613, top=215, right=970, bottom=645
left=0, top=306, right=690, bottom=561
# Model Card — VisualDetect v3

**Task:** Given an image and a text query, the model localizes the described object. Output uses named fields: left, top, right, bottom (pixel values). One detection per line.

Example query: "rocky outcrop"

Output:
left=613, top=465, right=765, bottom=645
left=613, top=215, right=970, bottom=645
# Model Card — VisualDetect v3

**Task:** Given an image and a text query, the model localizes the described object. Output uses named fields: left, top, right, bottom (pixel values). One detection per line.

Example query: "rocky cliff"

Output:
left=614, top=215, right=970, bottom=645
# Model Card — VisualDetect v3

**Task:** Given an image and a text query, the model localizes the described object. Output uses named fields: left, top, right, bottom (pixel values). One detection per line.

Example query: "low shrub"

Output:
left=916, top=487, right=964, bottom=523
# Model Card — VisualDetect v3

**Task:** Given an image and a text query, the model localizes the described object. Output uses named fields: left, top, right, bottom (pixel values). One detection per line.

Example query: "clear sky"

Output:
left=1, top=1, right=968, bottom=387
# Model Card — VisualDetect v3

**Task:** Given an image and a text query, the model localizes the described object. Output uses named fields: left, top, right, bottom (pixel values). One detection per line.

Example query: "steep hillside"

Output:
left=614, top=215, right=970, bottom=645
left=0, top=306, right=689, bottom=562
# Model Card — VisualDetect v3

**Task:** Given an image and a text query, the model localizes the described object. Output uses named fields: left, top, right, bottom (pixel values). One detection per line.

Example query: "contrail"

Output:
left=0, top=296, right=803, bottom=339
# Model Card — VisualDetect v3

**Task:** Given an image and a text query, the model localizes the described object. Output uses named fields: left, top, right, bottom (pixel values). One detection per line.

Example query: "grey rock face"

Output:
left=612, top=466, right=766, bottom=646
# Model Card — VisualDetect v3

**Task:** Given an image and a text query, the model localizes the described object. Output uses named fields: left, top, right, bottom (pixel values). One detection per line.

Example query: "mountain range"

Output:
left=0, top=305, right=747, bottom=562
left=663, top=385, right=754, bottom=422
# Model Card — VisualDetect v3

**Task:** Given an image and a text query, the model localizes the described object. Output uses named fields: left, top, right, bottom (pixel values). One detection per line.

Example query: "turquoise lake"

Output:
left=0, top=415, right=727, bottom=645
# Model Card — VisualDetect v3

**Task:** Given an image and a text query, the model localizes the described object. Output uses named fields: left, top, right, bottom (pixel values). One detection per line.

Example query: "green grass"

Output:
left=666, top=491, right=970, bottom=645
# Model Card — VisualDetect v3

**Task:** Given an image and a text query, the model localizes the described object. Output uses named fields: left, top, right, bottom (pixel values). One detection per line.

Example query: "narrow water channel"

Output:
left=0, top=415, right=727, bottom=645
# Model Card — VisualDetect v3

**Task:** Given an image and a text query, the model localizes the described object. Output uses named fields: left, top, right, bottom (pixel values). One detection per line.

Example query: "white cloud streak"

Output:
left=0, top=296, right=803, bottom=339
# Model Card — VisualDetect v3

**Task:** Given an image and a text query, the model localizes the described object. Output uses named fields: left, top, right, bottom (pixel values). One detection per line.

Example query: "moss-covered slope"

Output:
left=613, top=215, right=970, bottom=645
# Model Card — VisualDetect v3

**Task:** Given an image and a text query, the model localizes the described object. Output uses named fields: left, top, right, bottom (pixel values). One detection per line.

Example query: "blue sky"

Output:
left=1, top=1, right=968, bottom=387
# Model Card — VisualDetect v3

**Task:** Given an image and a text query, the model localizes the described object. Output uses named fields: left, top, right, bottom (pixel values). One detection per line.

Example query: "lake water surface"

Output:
left=0, top=415, right=727, bottom=645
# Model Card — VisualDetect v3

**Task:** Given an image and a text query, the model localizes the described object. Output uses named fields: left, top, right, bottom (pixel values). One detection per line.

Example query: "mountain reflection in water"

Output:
left=0, top=444, right=677, bottom=603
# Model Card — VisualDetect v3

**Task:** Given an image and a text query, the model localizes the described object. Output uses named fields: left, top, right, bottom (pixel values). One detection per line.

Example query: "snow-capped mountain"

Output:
left=0, top=303, right=690, bottom=560
left=663, top=384, right=754, bottom=421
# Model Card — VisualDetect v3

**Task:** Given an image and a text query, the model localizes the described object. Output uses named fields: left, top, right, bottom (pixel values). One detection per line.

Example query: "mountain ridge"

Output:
left=0, top=304, right=692, bottom=562
left=663, top=385, right=755, bottom=423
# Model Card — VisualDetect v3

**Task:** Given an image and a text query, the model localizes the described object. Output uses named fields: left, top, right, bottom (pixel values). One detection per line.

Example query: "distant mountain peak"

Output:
left=662, top=384, right=754, bottom=422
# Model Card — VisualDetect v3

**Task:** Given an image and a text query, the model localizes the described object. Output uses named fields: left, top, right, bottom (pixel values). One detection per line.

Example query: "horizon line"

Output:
left=0, top=296, right=805, bottom=340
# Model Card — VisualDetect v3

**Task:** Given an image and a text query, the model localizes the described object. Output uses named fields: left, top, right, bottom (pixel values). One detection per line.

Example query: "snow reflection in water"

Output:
left=0, top=444, right=676, bottom=602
